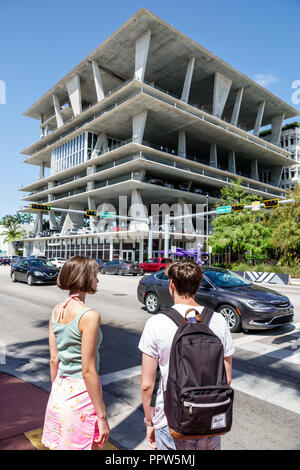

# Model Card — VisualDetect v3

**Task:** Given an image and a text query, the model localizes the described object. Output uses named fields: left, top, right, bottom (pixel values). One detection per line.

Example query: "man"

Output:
left=139, top=261, right=234, bottom=450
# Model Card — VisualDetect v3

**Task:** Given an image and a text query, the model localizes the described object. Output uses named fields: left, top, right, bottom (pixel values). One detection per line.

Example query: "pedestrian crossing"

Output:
left=99, top=322, right=300, bottom=416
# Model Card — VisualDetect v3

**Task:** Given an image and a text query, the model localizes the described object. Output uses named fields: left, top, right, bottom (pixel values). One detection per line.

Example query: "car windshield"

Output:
left=29, top=259, right=55, bottom=268
left=203, top=270, right=252, bottom=288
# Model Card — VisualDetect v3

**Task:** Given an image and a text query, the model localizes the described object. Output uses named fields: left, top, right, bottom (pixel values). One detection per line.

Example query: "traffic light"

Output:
left=86, top=210, right=97, bottom=217
left=263, top=199, right=279, bottom=209
left=232, top=204, right=245, bottom=212
left=30, top=203, right=52, bottom=211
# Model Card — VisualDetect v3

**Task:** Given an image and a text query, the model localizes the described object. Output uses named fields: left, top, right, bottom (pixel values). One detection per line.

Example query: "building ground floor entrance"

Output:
left=23, top=232, right=204, bottom=264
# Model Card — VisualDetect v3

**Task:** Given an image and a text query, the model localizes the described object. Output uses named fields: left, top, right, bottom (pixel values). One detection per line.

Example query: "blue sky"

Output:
left=0, top=0, right=299, bottom=218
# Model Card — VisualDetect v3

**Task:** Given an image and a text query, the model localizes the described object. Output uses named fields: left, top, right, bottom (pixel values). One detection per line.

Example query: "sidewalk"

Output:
left=0, top=372, right=49, bottom=450
left=0, top=372, right=118, bottom=450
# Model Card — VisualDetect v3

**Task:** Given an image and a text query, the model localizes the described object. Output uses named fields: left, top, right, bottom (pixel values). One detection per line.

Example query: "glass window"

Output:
left=203, top=270, right=251, bottom=288
left=156, top=271, right=168, bottom=281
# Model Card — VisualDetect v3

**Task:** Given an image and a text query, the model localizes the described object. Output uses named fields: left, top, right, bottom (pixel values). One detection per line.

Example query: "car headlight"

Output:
left=244, top=300, right=273, bottom=310
left=33, top=271, right=44, bottom=276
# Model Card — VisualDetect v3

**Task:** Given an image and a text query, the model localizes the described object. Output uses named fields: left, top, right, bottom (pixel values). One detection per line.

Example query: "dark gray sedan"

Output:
left=100, top=260, right=141, bottom=276
left=137, top=267, right=294, bottom=333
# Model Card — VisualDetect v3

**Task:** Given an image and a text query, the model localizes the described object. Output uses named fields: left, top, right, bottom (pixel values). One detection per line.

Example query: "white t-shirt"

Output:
left=138, top=304, right=235, bottom=430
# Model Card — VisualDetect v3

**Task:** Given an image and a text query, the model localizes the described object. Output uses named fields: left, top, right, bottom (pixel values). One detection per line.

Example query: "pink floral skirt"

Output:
left=42, top=375, right=101, bottom=450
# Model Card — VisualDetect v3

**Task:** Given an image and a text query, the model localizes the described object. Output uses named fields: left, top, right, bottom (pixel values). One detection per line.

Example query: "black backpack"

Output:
left=151, top=307, right=234, bottom=439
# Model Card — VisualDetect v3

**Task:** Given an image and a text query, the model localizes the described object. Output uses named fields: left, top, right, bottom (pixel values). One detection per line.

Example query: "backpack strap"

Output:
left=201, top=307, right=214, bottom=326
left=150, top=308, right=184, bottom=408
left=160, top=307, right=185, bottom=327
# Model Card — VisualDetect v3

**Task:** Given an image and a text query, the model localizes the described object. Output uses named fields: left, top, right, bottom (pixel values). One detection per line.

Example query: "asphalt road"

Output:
left=0, top=266, right=299, bottom=450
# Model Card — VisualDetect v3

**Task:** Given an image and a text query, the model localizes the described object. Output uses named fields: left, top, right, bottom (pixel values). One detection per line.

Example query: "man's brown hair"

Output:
left=167, top=260, right=202, bottom=298
left=57, top=256, right=99, bottom=294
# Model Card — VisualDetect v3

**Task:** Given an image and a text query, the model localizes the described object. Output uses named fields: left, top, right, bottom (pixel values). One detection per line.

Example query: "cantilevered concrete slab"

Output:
left=23, top=8, right=298, bottom=132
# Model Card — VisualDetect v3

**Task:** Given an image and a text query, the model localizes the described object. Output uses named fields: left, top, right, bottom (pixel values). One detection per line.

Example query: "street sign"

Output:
left=264, top=199, right=279, bottom=209
left=86, top=210, right=97, bottom=217
left=171, top=246, right=177, bottom=254
left=252, top=201, right=261, bottom=211
left=216, top=205, right=232, bottom=214
left=30, top=203, right=51, bottom=211
left=99, top=211, right=115, bottom=218
left=232, top=204, right=245, bottom=212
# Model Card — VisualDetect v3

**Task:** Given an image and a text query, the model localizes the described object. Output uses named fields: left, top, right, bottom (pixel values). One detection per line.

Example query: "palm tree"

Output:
left=2, top=224, right=24, bottom=255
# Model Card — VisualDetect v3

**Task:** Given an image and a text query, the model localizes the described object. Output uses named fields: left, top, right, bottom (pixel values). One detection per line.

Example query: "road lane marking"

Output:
left=232, top=369, right=300, bottom=415
left=101, top=365, right=300, bottom=416
left=101, top=365, right=141, bottom=386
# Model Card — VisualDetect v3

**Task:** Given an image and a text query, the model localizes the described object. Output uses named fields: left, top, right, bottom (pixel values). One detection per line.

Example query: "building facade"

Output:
left=19, top=8, right=299, bottom=261
left=261, top=123, right=300, bottom=191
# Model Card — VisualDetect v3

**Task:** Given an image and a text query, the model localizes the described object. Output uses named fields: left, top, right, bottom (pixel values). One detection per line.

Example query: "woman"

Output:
left=42, top=256, right=110, bottom=450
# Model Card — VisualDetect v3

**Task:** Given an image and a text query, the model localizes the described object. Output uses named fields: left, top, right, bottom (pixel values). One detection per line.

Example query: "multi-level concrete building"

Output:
left=261, top=123, right=300, bottom=191
left=19, top=8, right=299, bottom=262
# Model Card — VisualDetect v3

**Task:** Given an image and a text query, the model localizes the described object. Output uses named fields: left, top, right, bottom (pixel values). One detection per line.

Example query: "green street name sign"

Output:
left=216, top=205, right=232, bottom=215
left=99, top=211, right=115, bottom=218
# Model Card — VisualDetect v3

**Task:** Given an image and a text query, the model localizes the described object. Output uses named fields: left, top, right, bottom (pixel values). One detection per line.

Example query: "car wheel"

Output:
left=145, top=292, right=160, bottom=314
left=11, top=272, right=17, bottom=282
left=27, top=274, right=35, bottom=286
left=218, top=304, right=241, bottom=332
left=101, top=268, right=105, bottom=274
left=139, top=269, right=144, bottom=276
left=118, top=268, right=124, bottom=276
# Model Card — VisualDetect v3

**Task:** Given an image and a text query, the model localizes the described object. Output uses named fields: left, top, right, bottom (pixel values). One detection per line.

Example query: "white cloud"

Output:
left=253, top=73, right=279, bottom=87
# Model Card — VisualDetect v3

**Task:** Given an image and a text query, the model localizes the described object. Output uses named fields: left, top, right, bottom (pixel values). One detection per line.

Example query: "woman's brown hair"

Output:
left=57, top=256, right=99, bottom=294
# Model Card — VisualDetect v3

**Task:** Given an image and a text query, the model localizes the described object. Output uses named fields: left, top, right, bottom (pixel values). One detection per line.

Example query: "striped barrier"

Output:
left=233, top=271, right=290, bottom=286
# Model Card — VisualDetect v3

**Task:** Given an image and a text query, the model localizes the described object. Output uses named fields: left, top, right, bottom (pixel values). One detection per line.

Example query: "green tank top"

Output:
left=52, top=306, right=102, bottom=379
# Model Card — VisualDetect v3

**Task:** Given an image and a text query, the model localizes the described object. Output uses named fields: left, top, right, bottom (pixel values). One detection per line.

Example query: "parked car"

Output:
left=50, top=257, right=67, bottom=268
left=0, top=257, right=11, bottom=265
left=100, top=260, right=141, bottom=276
left=138, top=257, right=172, bottom=273
left=137, top=267, right=294, bottom=333
left=178, top=183, right=190, bottom=191
left=95, top=259, right=104, bottom=270
left=191, top=187, right=203, bottom=194
left=11, top=258, right=60, bottom=286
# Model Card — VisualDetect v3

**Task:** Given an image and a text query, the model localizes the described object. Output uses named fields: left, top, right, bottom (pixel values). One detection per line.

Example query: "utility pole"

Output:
left=164, top=213, right=170, bottom=257
left=148, top=215, right=153, bottom=260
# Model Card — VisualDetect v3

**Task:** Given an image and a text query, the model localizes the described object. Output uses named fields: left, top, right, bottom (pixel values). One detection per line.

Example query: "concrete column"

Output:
left=251, top=159, right=259, bottom=181
left=92, top=132, right=108, bottom=158
left=134, top=30, right=151, bottom=82
left=139, top=238, right=144, bottom=263
left=33, top=212, right=43, bottom=235
left=132, top=110, right=148, bottom=144
left=66, top=74, right=82, bottom=117
left=109, top=239, right=113, bottom=261
left=39, top=163, right=45, bottom=179
left=271, top=113, right=285, bottom=146
left=178, top=131, right=186, bottom=158
left=61, top=202, right=85, bottom=235
left=53, top=94, right=64, bottom=128
left=181, top=57, right=195, bottom=103
left=228, top=150, right=236, bottom=174
left=213, top=72, right=232, bottom=119
left=230, top=87, right=243, bottom=126
left=129, top=189, right=148, bottom=232
left=92, top=61, right=105, bottom=102
left=88, top=196, right=97, bottom=233
left=178, top=198, right=194, bottom=234
left=49, top=211, right=58, bottom=230
left=86, top=181, right=95, bottom=191
left=271, top=166, right=283, bottom=187
left=253, top=101, right=265, bottom=137
left=209, top=143, right=218, bottom=168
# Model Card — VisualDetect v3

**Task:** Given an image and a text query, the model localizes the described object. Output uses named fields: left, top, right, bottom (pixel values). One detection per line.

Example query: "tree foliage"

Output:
left=210, top=179, right=300, bottom=264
